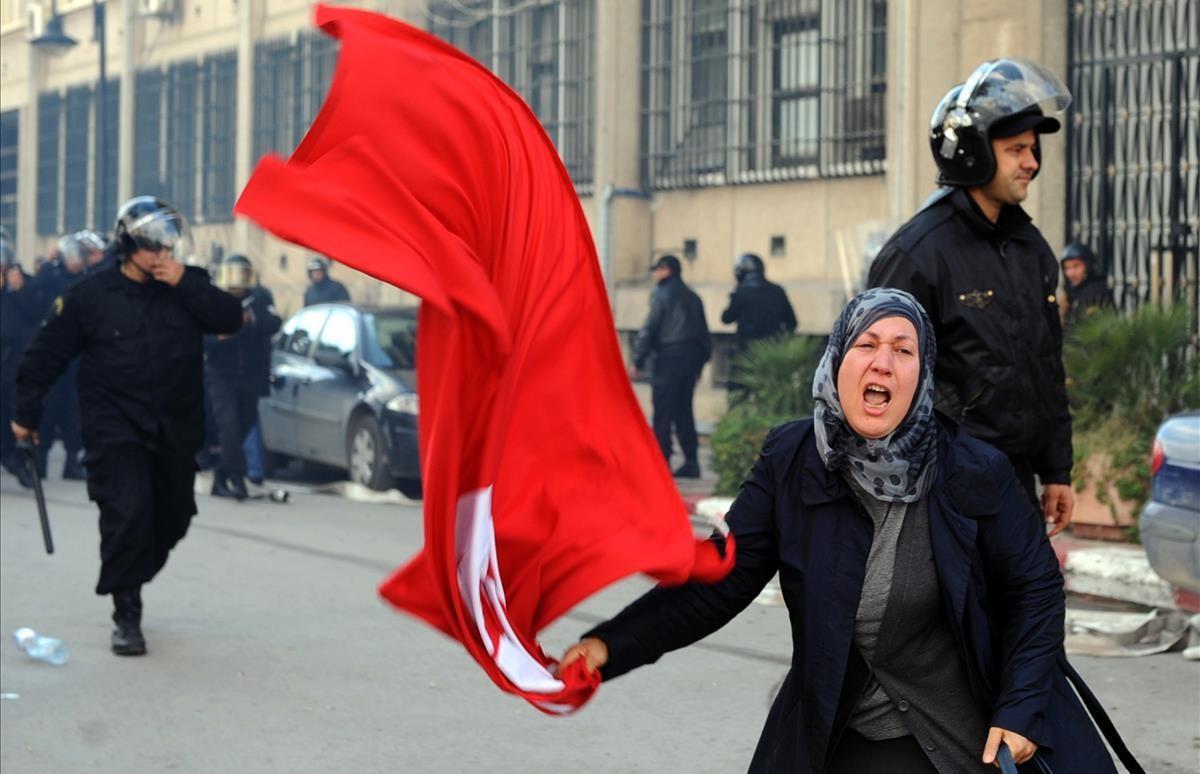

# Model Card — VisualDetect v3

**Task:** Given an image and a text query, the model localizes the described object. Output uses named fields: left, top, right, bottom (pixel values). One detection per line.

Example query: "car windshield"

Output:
left=361, top=312, right=417, bottom=370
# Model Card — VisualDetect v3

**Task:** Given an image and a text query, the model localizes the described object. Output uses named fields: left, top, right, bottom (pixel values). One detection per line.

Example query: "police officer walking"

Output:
left=12, top=197, right=243, bottom=656
left=868, top=58, right=1076, bottom=534
left=303, top=255, right=350, bottom=306
left=632, top=254, right=711, bottom=478
left=205, top=254, right=281, bottom=499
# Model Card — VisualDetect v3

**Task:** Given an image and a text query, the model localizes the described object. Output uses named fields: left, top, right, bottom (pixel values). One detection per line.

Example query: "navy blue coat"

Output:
left=589, top=418, right=1139, bottom=773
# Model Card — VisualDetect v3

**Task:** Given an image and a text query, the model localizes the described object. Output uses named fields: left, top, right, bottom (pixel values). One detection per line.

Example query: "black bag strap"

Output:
left=1059, top=653, right=1146, bottom=774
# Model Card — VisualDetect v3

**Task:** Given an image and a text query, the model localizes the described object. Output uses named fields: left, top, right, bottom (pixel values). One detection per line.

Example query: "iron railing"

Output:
left=641, top=0, right=886, bottom=191
left=427, top=0, right=596, bottom=193
left=1067, top=0, right=1199, bottom=312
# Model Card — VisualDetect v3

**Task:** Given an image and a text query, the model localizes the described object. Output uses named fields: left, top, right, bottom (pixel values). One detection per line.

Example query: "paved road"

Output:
left=1, top=470, right=1196, bottom=773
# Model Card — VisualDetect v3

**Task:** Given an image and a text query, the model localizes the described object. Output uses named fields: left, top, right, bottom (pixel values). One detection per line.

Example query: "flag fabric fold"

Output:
left=234, top=5, right=733, bottom=714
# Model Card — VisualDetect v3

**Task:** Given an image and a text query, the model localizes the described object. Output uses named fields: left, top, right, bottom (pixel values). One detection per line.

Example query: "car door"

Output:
left=295, top=307, right=362, bottom=465
left=259, top=307, right=329, bottom=457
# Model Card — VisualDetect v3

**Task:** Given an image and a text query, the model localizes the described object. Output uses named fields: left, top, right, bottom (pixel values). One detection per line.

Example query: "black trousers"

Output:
left=827, top=730, right=938, bottom=774
left=651, top=352, right=703, bottom=463
left=207, top=375, right=261, bottom=478
left=84, top=444, right=197, bottom=596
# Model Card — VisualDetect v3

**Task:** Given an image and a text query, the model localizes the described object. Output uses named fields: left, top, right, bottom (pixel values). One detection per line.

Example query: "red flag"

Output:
left=235, top=5, right=732, bottom=714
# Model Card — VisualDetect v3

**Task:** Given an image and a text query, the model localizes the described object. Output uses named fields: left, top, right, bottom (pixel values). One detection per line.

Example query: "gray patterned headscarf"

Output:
left=812, top=288, right=938, bottom=503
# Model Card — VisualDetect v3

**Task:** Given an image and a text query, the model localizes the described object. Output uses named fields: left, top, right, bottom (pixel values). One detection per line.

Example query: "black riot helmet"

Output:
left=733, top=252, right=765, bottom=283
left=930, top=58, right=1071, bottom=187
left=307, top=255, right=331, bottom=273
left=113, top=196, right=194, bottom=263
left=58, top=230, right=106, bottom=266
left=1059, top=241, right=1097, bottom=268
left=215, top=253, right=257, bottom=292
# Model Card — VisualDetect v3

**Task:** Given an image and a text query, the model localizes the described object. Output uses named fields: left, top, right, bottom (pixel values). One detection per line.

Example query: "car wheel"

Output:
left=347, top=414, right=396, bottom=492
left=397, top=477, right=423, bottom=500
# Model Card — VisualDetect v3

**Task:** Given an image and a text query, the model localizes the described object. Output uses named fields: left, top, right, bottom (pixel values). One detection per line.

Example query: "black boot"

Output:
left=111, top=588, right=146, bottom=656
left=62, top=456, right=87, bottom=481
left=227, top=474, right=249, bottom=501
left=672, top=460, right=701, bottom=479
left=211, top=471, right=237, bottom=499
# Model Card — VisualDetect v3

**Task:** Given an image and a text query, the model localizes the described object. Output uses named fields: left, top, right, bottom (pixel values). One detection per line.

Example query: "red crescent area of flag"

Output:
left=234, top=5, right=733, bottom=714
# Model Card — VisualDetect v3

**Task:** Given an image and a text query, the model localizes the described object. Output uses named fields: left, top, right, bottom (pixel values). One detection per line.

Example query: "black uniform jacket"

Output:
left=15, top=263, right=243, bottom=454
left=1064, top=276, right=1115, bottom=326
left=633, top=275, right=711, bottom=370
left=588, top=419, right=1138, bottom=774
left=868, top=188, right=1072, bottom=483
left=205, top=285, right=282, bottom=395
left=721, top=273, right=797, bottom=346
left=303, top=277, right=351, bottom=307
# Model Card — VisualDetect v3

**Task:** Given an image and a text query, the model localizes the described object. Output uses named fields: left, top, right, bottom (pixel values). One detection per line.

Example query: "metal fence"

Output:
left=427, top=0, right=596, bottom=193
left=640, top=0, right=886, bottom=190
left=130, top=49, right=238, bottom=225
left=1067, top=0, right=1199, bottom=312
left=35, top=94, right=61, bottom=236
left=252, top=29, right=338, bottom=162
left=0, top=110, right=16, bottom=243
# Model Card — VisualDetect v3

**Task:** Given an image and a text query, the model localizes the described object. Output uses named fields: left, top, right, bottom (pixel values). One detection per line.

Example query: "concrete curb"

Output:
left=690, top=497, right=1184, bottom=611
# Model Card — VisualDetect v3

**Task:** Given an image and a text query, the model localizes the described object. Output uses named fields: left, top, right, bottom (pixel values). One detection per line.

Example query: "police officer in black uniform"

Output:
left=2, top=259, right=42, bottom=482
left=721, top=252, right=797, bottom=396
left=27, top=237, right=88, bottom=479
left=1059, top=242, right=1115, bottom=326
left=205, top=254, right=281, bottom=499
left=632, top=254, right=712, bottom=478
left=303, top=255, right=350, bottom=306
left=12, top=196, right=243, bottom=656
left=721, top=253, right=797, bottom=348
left=868, top=58, right=1076, bottom=535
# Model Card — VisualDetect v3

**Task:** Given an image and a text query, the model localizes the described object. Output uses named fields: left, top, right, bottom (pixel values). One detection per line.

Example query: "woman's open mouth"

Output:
left=863, top=384, right=892, bottom=415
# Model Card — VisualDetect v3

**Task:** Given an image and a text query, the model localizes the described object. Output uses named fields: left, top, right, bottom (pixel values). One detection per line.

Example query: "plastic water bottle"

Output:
left=12, top=628, right=69, bottom=666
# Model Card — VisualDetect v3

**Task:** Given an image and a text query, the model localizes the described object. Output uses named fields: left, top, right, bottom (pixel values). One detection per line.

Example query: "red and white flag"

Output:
left=235, top=6, right=732, bottom=714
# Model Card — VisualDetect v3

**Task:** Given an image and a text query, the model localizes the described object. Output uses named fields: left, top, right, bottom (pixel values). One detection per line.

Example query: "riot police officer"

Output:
left=12, top=196, right=243, bottom=656
left=303, top=255, right=350, bottom=306
left=722, top=253, right=797, bottom=348
left=205, top=254, right=281, bottom=499
left=868, top=58, right=1076, bottom=534
left=1059, top=242, right=1115, bottom=325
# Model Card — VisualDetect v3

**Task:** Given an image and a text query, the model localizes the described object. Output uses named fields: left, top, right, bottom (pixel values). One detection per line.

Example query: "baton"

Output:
left=16, top=439, right=54, bottom=554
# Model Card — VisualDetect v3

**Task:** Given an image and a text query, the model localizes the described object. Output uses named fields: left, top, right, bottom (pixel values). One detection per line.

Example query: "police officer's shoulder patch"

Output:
left=54, top=296, right=64, bottom=316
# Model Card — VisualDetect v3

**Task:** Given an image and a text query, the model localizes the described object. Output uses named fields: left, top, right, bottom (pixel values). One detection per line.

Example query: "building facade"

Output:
left=1, top=0, right=1195, bottom=421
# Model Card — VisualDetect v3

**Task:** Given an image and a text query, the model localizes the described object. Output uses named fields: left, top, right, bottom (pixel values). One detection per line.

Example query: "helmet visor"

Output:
left=215, top=262, right=257, bottom=290
left=127, top=210, right=195, bottom=263
left=957, top=58, right=1071, bottom=132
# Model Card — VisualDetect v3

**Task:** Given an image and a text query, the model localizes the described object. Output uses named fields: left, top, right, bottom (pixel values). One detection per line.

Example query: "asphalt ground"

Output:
left=1, top=468, right=1197, bottom=773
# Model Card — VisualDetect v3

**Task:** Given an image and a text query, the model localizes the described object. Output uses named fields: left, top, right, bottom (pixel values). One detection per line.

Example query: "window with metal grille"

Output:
left=36, top=93, right=62, bottom=236
left=201, top=51, right=237, bottom=222
left=0, top=110, right=18, bottom=245
left=427, top=0, right=596, bottom=193
left=166, top=61, right=199, bottom=222
left=253, top=31, right=337, bottom=161
left=62, top=85, right=92, bottom=233
left=641, top=0, right=886, bottom=190
left=94, top=80, right=120, bottom=229
left=133, top=69, right=165, bottom=201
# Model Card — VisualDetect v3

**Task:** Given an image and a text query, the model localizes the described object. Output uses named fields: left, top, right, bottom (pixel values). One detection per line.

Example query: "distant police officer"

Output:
left=632, top=254, right=711, bottom=478
left=1059, top=242, right=1115, bottom=326
left=868, top=58, right=1076, bottom=534
left=303, top=255, right=350, bottom=306
left=205, top=254, right=281, bottom=499
left=721, top=252, right=798, bottom=394
left=12, top=197, right=243, bottom=656
left=2, top=260, right=42, bottom=482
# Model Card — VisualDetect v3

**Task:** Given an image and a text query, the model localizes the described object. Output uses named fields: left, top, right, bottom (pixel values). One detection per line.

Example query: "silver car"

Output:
left=1141, top=412, right=1200, bottom=595
left=259, top=304, right=421, bottom=497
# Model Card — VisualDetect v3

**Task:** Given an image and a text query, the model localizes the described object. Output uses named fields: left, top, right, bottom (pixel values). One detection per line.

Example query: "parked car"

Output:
left=1140, top=412, right=1200, bottom=594
left=259, top=303, right=421, bottom=497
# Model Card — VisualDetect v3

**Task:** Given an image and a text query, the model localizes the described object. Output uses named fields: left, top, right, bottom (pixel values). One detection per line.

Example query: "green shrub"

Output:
left=1065, top=304, right=1199, bottom=528
left=711, top=336, right=823, bottom=495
